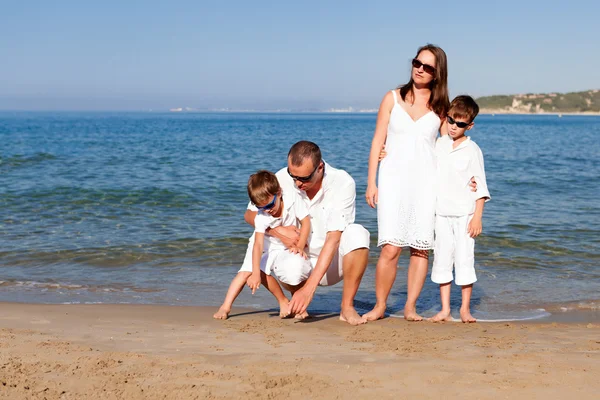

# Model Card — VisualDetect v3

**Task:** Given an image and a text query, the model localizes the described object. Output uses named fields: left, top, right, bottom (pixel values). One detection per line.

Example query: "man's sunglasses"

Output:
left=411, top=58, right=436, bottom=75
left=447, top=115, right=472, bottom=128
left=287, top=162, right=321, bottom=183
left=256, top=194, right=277, bottom=211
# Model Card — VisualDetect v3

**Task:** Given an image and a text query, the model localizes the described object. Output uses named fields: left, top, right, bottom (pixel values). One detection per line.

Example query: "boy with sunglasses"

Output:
left=214, top=170, right=311, bottom=320
left=430, top=95, right=491, bottom=323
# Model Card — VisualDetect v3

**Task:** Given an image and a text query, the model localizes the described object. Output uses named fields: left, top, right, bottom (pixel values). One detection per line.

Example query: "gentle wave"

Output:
left=0, top=237, right=251, bottom=267
left=0, top=187, right=198, bottom=208
left=0, top=152, right=57, bottom=169
left=0, top=279, right=164, bottom=293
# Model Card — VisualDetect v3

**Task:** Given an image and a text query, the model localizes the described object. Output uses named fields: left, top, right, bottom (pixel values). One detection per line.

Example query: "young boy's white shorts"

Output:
left=239, top=224, right=370, bottom=287
left=431, top=214, right=477, bottom=286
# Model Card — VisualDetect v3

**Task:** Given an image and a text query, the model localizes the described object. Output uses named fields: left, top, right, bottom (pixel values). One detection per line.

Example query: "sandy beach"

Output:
left=0, top=303, right=598, bottom=399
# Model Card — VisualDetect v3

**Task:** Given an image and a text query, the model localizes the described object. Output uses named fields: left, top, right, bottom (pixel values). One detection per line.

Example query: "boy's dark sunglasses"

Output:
left=447, top=115, right=472, bottom=128
left=287, top=162, right=320, bottom=183
left=411, top=58, right=436, bottom=75
left=256, top=194, right=277, bottom=211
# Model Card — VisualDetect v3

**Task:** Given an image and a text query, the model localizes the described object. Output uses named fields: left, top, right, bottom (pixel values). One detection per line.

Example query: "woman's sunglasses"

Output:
left=256, top=194, right=277, bottom=211
left=411, top=58, right=436, bottom=75
left=287, top=162, right=321, bottom=183
left=447, top=115, right=472, bottom=128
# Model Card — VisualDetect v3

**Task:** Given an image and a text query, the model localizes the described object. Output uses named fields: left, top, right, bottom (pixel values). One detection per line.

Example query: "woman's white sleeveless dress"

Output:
left=377, top=90, right=439, bottom=250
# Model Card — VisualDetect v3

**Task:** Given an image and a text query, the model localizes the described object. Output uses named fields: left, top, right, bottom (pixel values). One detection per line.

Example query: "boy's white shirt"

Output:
left=435, top=135, right=491, bottom=216
left=253, top=188, right=309, bottom=250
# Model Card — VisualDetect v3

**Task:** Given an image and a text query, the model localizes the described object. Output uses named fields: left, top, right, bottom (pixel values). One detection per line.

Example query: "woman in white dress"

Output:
left=364, top=44, right=449, bottom=321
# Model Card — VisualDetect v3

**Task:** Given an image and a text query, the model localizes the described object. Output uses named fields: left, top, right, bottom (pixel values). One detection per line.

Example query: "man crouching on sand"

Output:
left=244, top=141, right=370, bottom=325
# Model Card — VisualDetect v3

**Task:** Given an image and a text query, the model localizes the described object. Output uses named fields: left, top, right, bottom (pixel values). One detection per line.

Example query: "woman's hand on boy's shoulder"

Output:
left=470, top=177, right=477, bottom=192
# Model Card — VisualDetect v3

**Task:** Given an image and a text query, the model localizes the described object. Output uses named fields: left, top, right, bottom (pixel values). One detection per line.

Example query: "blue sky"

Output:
left=1, top=1, right=599, bottom=110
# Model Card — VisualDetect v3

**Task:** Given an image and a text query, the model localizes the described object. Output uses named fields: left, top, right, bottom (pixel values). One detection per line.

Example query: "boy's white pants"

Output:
left=239, top=224, right=370, bottom=287
left=431, top=214, right=477, bottom=286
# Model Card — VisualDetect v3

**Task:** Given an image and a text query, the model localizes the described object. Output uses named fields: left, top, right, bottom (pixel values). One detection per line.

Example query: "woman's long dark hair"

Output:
left=398, top=44, right=449, bottom=118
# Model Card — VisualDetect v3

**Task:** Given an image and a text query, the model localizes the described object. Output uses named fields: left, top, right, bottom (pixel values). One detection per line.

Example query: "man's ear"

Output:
left=467, top=122, right=475, bottom=130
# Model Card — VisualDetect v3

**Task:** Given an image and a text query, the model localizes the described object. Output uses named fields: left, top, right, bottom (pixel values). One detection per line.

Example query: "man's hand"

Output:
left=289, top=285, right=315, bottom=315
left=270, top=225, right=300, bottom=248
left=246, top=273, right=261, bottom=294
left=289, top=246, right=308, bottom=259
left=467, top=217, right=482, bottom=238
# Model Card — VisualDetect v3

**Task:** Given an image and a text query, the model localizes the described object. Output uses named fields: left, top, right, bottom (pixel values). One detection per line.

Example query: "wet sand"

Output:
left=0, top=303, right=598, bottom=399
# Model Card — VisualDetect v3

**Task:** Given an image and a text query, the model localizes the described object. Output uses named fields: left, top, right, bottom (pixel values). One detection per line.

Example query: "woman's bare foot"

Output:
left=429, top=309, right=453, bottom=322
left=294, top=311, right=310, bottom=320
left=279, top=300, right=291, bottom=318
left=213, top=306, right=230, bottom=320
left=340, top=306, right=367, bottom=325
left=362, top=305, right=386, bottom=322
left=403, top=306, right=423, bottom=321
left=460, top=308, right=476, bottom=323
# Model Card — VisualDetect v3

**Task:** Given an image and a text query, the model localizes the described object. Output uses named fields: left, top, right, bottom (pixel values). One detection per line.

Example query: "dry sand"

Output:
left=0, top=303, right=598, bottom=399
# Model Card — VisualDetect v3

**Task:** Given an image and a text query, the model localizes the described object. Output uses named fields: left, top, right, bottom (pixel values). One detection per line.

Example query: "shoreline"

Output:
left=1, top=303, right=599, bottom=399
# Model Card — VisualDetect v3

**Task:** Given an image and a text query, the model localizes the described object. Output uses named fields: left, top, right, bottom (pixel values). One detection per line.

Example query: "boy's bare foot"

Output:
left=460, top=308, right=476, bottom=323
left=294, top=311, right=310, bottom=320
left=213, top=306, right=230, bottom=320
left=340, top=306, right=367, bottom=325
left=429, top=310, right=453, bottom=322
left=362, top=305, right=386, bottom=322
left=404, top=306, right=423, bottom=322
left=279, top=300, right=291, bottom=319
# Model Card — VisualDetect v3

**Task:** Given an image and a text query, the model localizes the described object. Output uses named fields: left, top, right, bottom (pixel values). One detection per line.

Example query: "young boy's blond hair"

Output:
left=247, top=170, right=280, bottom=206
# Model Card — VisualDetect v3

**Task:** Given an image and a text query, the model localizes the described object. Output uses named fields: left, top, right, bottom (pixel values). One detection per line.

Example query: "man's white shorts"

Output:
left=239, top=224, right=370, bottom=287
left=431, top=214, right=477, bottom=286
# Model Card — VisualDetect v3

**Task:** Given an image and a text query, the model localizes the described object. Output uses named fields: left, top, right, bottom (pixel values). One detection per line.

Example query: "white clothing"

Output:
left=246, top=162, right=370, bottom=286
left=435, top=135, right=491, bottom=216
left=431, top=214, right=477, bottom=286
left=239, top=241, right=311, bottom=285
left=272, top=223, right=369, bottom=286
left=254, top=190, right=309, bottom=251
left=377, top=90, right=439, bottom=250
left=239, top=184, right=310, bottom=277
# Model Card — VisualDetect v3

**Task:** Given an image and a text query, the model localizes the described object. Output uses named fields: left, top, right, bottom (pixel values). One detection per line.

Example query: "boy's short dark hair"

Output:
left=288, top=141, right=322, bottom=168
left=449, top=95, right=479, bottom=122
left=247, top=170, right=280, bottom=206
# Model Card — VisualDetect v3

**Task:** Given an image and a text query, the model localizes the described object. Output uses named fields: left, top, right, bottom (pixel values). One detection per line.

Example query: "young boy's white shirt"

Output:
left=253, top=189, right=309, bottom=251
left=432, top=135, right=491, bottom=285
left=435, top=135, right=490, bottom=216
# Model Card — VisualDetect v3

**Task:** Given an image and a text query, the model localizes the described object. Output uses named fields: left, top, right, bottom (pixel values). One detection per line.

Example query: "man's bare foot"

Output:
left=294, top=311, right=310, bottom=320
left=460, top=308, right=476, bottom=323
left=340, top=306, right=367, bottom=325
left=429, top=310, right=453, bottom=322
left=362, top=305, right=386, bottom=322
left=404, top=307, right=423, bottom=322
left=213, top=306, right=230, bottom=320
left=279, top=300, right=291, bottom=319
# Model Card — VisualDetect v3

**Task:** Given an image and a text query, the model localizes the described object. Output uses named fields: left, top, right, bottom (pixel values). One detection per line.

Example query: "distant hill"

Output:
left=476, top=89, right=600, bottom=114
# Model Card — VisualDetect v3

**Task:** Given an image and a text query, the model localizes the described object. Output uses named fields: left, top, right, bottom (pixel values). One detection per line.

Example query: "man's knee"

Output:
left=272, top=254, right=311, bottom=286
left=340, top=224, right=370, bottom=255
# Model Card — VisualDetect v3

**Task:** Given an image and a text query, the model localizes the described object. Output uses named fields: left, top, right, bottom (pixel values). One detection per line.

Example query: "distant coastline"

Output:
left=476, top=89, right=600, bottom=115
left=161, top=89, right=600, bottom=115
